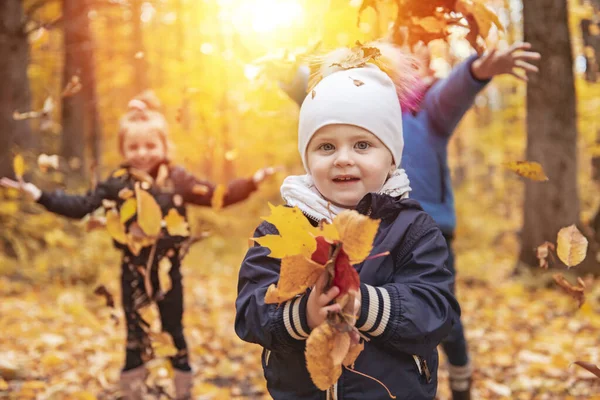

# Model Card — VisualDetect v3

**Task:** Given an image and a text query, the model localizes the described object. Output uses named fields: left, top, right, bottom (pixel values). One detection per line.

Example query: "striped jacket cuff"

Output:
left=273, top=293, right=311, bottom=342
left=356, top=284, right=392, bottom=337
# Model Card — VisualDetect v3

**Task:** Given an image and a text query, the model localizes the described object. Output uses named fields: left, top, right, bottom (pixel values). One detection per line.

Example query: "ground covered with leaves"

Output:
left=1, top=207, right=600, bottom=400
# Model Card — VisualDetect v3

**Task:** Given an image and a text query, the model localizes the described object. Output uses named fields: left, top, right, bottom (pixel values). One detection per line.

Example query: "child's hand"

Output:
left=0, top=178, right=42, bottom=201
left=252, top=166, right=282, bottom=185
left=307, top=271, right=341, bottom=330
left=471, top=42, right=541, bottom=82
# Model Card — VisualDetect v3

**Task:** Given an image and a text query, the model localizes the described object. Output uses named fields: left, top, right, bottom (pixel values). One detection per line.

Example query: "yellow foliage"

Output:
left=120, top=197, right=137, bottom=224
left=503, top=161, right=549, bottom=181
left=13, top=154, right=25, bottom=180
left=105, top=209, right=127, bottom=244
left=305, top=323, right=352, bottom=391
left=164, top=208, right=189, bottom=237
left=333, top=210, right=380, bottom=263
left=135, top=184, right=163, bottom=237
left=211, top=184, right=227, bottom=211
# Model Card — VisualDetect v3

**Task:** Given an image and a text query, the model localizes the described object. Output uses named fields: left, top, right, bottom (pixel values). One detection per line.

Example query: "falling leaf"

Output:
left=118, top=187, right=134, bottom=200
left=253, top=204, right=319, bottom=259
left=120, top=197, right=137, bottom=224
left=306, top=323, right=349, bottom=390
left=503, top=161, right=549, bottom=181
left=329, top=44, right=381, bottom=71
left=105, top=209, right=127, bottom=244
left=61, top=75, right=82, bottom=97
left=556, top=225, right=588, bottom=268
left=37, top=154, right=59, bottom=173
left=164, top=208, right=190, bottom=237
left=211, top=184, right=227, bottom=211
left=536, top=241, right=555, bottom=269
left=94, top=285, right=115, bottom=308
left=350, top=77, right=364, bottom=87
left=553, top=273, right=585, bottom=308
left=456, top=0, right=504, bottom=38
left=135, top=184, right=163, bottom=237
left=13, top=154, right=25, bottom=181
left=572, top=361, right=600, bottom=379
left=264, top=255, right=325, bottom=304
left=333, top=210, right=380, bottom=263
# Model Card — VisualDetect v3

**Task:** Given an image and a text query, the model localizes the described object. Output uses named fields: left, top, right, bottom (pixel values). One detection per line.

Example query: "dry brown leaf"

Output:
left=264, top=255, right=324, bottom=304
left=135, top=184, right=162, bottom=237
left=553, top=273, right=585, bottom=308
left=333, top=210, right=380, bottom=263
left=311, top=90, right=316, bottom=99
left=503, top=161, right=549, bottom=181
left=351, top=78, right=364, bottom=87
left=164, top=208, right=189, bottom=237
left=343, top=341, right=364, bottom=367
left=536, top=241, right=555, bottom=269
left=556, top=225, right=588, bottom=268
left=305, top=323, right=345, bottom=390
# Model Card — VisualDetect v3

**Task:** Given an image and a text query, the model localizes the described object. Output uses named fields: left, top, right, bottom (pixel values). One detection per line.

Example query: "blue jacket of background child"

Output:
left=401, top=55, right=489, bottom=236
left=235, top=193, right=460, bottom=399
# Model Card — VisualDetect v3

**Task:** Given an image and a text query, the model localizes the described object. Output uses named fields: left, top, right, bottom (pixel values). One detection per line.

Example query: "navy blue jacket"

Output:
left=235, top=194, right=460, bottom=399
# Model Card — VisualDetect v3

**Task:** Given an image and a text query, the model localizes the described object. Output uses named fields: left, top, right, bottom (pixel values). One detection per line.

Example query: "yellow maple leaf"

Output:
left=120, top=197, right=137, bottom=224
left=254, top=204, right=320, bottom=259
left=211, top=184, right=227, bottom=211
left=106, top=209, right=127, bottom=244
left=13, top=154, right=25, bottom=181
left=164, top=208, right=190, bottom=237
left=305, top=323, right=350, bottom=391
left=456, top=0, right=504, bottom=38
left=333, top=210, right=380, bottom=263
left=264, top=255, right=325, bottom=304
left=503, top=161, right=549, bottom=181
left=556, top=225, right=588, bottom=268
left=135, top=184, right=162, bottom=237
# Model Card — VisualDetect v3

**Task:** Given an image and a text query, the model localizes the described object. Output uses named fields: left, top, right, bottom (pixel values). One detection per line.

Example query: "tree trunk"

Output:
left=61, top=0, right=102, bottom=179
left=519, top=0, right=597, bottom=273
left=131, top=0, right=148, bottom=94
left=0, top=0, right=34, bottom=178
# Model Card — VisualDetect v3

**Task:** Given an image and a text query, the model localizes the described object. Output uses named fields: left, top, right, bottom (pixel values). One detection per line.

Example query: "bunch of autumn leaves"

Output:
left=254, top=204, right=381, bottom=390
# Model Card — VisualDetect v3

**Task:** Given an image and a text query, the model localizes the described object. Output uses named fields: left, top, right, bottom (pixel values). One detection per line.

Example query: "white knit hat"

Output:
left=298, top=64, right=404, bottom=171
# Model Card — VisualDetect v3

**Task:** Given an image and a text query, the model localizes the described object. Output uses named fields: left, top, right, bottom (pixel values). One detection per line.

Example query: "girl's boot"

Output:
left=119, top=365, right=148, bottom=400
left=173, top=369, right=193, bottom=400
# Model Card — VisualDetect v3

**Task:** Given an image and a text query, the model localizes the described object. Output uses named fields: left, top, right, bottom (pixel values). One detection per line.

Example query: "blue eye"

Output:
left=319, top=143, right=335, bottom=151
left=355, top=141, right=370, bottom=150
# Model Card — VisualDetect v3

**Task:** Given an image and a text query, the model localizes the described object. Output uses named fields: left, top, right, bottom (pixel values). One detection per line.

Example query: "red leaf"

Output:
left=311, top=236, right=331, bottom=265
left=333, top=247, right=360, bottom=296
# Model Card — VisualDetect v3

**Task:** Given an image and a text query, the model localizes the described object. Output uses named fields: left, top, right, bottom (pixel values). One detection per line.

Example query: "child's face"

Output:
left=306, top=124, right=395, bottom=208
left=122, top=127, right=166, bottom=172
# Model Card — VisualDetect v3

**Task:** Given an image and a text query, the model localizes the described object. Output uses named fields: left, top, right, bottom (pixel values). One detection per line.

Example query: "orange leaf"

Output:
left=553, top=273, right=585, bottom=308
left=264, top=255, right=325, bottom=304
left=503, top=161, right=549, bottom=181
left=305, top=323, right=349, bottom=390
left=164, top=208, right=189, bottom=237
left=333, top=210, right=380, bottom=264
